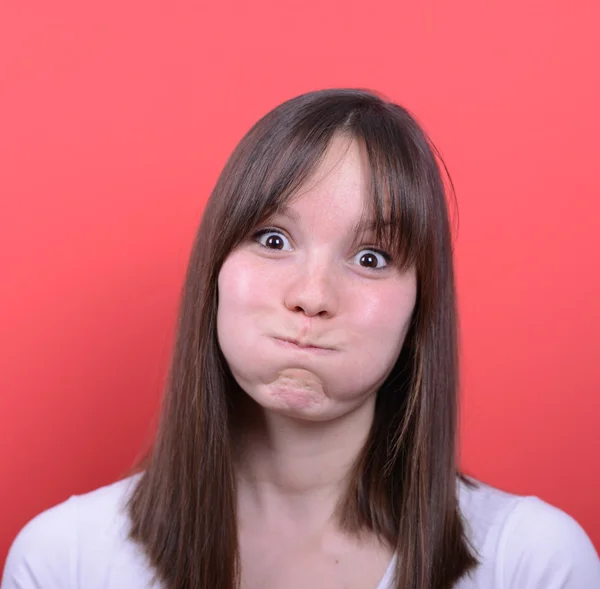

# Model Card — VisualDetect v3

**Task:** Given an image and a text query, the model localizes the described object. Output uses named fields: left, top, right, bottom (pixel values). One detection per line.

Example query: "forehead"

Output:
left=281, top=135, right=378, bottom=222
left=305, top=134, right=369, bottom=194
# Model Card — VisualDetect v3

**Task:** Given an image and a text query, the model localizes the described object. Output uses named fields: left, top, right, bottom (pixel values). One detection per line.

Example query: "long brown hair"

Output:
left=127, top=88, right=478, bottom=589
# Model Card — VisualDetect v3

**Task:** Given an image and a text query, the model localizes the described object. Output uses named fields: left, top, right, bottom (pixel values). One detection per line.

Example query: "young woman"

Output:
left=2, top=89, right=599, bottom=589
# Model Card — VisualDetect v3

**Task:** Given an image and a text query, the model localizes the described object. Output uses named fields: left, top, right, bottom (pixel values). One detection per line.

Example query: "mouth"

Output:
left=272, top=337, right=337, bottom=354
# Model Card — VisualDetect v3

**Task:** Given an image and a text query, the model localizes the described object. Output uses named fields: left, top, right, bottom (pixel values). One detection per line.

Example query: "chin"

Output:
left=253, top=385, right=328, bottom=419
left=244, top=382, right=375, bottom=424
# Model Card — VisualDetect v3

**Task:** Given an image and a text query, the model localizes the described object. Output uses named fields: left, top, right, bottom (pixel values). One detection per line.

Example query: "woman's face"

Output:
left=217, top=135, right=417, bottom=422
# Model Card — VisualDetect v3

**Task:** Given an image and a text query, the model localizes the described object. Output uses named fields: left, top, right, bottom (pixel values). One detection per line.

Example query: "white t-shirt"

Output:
left=2, top=474, right=599, bottom=589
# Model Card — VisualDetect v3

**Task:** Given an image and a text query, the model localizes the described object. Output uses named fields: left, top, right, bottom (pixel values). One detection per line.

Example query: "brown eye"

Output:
left=354, top=249, right=389, bottom=270
left=254, top=229, right=292, bottom=251
left=266, top=235, right=284, bottom=249
left=360, top=253, right=378, bottom=267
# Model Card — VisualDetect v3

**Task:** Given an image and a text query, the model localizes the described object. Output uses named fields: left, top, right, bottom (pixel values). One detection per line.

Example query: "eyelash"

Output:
left=252, top=227, right=392, bottom=271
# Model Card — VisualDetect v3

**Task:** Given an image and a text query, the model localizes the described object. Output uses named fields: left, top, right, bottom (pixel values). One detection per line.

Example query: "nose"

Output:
left=283, top=255, right=338, bottom=318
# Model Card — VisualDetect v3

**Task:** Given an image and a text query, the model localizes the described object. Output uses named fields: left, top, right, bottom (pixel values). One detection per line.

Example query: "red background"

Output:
left=1, top=0, right=599, bottom=567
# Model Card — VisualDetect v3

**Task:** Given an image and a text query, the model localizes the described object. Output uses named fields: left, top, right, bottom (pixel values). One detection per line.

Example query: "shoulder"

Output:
left=457, top=477, right=600, bottom=589
left=1, top=474, right=149, bottom=589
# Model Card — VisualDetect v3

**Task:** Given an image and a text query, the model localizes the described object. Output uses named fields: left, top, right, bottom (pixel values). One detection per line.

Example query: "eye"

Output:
left=253, top=228, right=292, bottom=251
left=353, top=248, right=390, bottom=270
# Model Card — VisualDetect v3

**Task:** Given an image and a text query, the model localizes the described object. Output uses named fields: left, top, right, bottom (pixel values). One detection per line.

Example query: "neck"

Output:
left=232, top=395, right=375, bottom=529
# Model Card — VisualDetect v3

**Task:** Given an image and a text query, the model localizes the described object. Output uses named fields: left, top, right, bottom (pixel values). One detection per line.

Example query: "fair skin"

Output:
left=217, top=135, right=418, bottom=589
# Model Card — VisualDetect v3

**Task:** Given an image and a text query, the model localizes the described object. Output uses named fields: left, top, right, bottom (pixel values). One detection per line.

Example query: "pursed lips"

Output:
left=272, top=336, right=337, bottom=353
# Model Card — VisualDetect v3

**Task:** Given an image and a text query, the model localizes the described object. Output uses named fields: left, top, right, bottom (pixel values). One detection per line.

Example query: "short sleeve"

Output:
left=499, top=496, right=600, bottom=589
left=1, top=496, right=76, bottom=589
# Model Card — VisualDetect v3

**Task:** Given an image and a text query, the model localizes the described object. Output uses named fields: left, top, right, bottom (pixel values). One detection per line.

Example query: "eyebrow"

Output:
left=352, top=218, right=392, bottom=235
left=275, top=204, right=390, bottom=236
left=277, top=205, right=300, bottom=223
